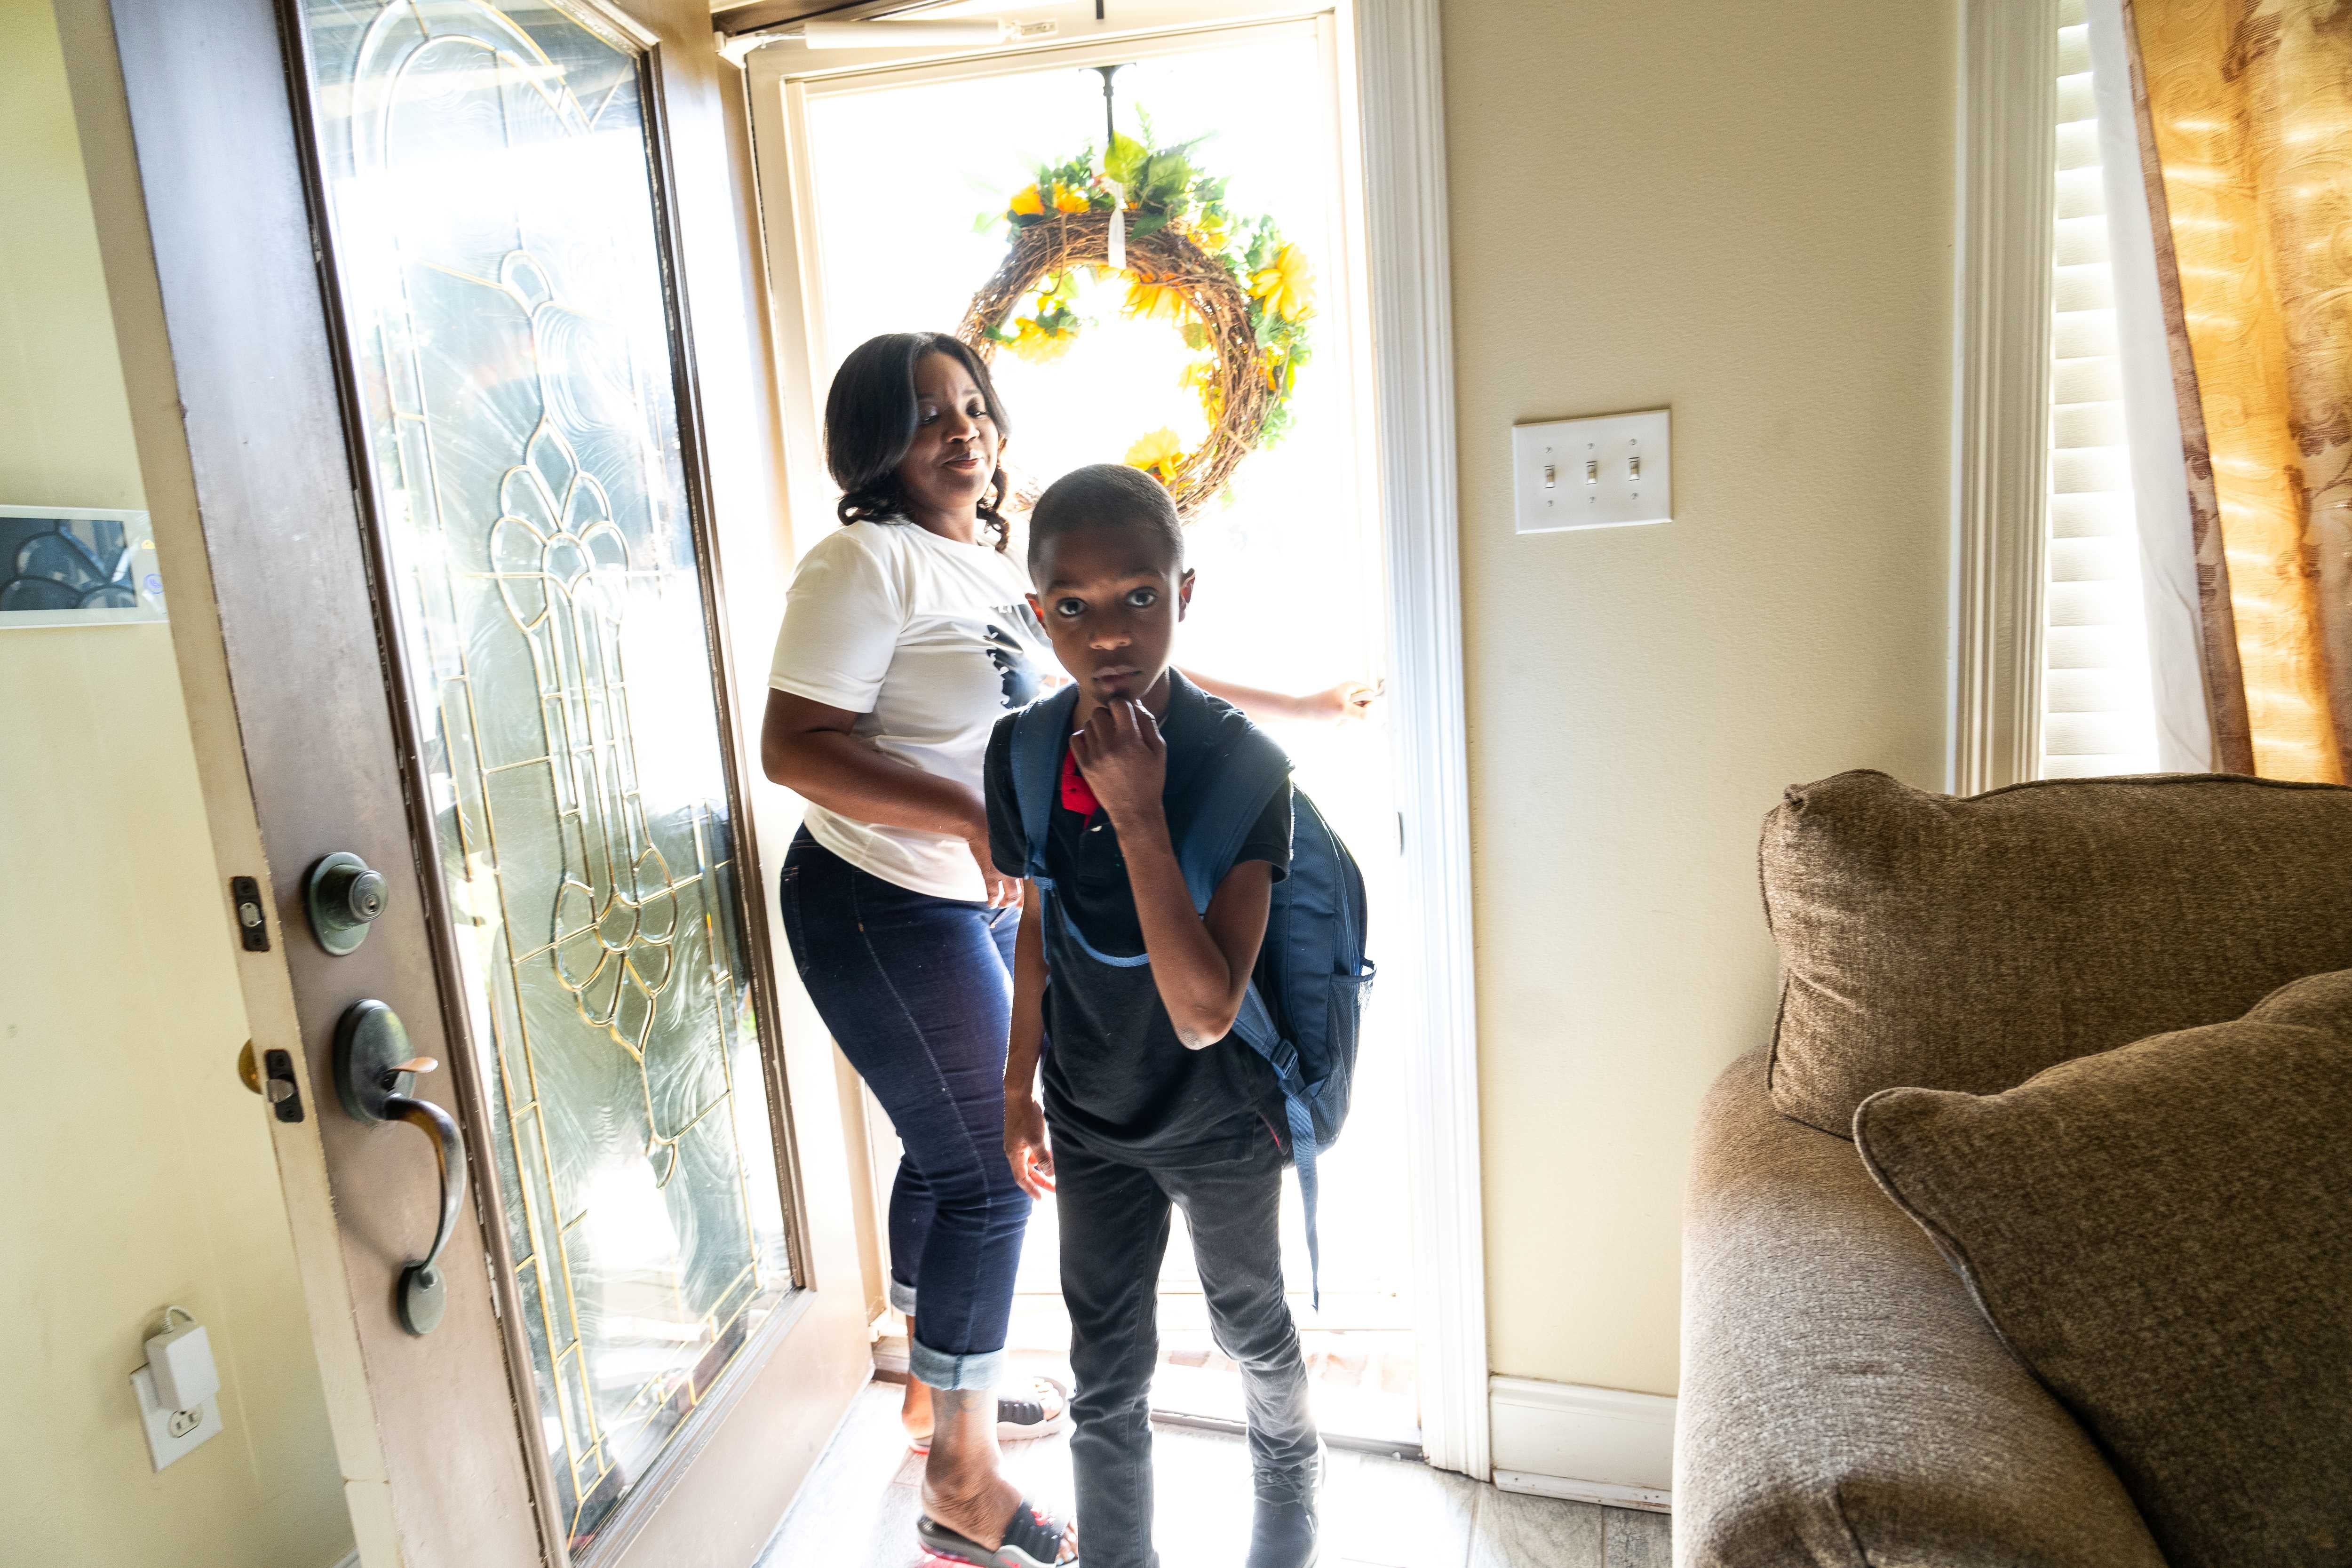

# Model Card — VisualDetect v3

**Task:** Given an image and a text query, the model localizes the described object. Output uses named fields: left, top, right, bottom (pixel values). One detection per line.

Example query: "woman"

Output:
left=764, top=332, right=1372, bottom=1566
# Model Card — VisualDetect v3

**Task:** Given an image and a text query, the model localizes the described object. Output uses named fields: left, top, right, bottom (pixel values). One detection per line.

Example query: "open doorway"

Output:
left=749, top=8, right=1426, bottom=1453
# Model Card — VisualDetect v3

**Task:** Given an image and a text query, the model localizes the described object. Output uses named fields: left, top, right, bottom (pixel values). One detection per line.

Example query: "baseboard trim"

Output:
left=329, top=1552, right=360, bottom=1568
left=1494, top=1469, right=1672, bottom=1514
left=1488, top=1376, right=1675, bottom=1508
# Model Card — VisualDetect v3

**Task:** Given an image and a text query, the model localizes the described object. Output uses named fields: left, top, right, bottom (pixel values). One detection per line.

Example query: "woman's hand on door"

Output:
left=1303, top=677, right=1383, bottom=722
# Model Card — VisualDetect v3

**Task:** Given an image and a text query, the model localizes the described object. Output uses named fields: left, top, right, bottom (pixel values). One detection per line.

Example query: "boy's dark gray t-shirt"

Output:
left=986, top=675, right=1293, bottom=1162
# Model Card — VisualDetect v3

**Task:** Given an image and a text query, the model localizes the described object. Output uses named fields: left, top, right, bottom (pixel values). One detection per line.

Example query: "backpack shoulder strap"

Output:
left=1175, top=725, right=1290, bottom=912
left=1006, top=686, right=1080, bottom=883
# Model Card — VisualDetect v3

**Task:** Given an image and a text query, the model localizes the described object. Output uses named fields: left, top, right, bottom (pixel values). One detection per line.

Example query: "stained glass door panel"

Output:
left=291, top=0, right=793, bottom=1550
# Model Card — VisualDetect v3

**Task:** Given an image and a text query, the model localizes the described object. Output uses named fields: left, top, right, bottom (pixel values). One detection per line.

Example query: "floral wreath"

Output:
left=956, top=130, right=1313, bottom=517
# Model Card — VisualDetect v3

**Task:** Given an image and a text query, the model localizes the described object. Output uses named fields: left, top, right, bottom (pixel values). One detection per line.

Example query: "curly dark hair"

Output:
left=825, top=332, right=1014, bottom=550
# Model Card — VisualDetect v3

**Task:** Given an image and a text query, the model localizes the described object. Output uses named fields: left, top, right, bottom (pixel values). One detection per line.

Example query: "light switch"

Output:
left=1512, top=408, right=1672, bottom=533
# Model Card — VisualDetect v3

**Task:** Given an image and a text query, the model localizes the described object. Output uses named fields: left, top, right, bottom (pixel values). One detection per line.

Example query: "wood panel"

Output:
left=92, top=0, right=546, bottom=1560
left=75, top=0, right=874, bottom=1560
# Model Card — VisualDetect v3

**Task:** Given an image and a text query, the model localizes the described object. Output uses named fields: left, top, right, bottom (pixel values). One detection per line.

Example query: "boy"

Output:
left=988, top=464, right=1320, bottom=1568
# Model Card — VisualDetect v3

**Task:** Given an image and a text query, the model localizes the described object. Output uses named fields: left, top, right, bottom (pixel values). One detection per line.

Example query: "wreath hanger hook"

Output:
left=1094, top=64, right=1124, bottom=151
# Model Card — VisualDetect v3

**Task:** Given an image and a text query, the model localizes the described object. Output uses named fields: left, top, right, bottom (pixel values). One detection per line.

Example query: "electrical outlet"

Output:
left=132, top=1364, right=222, bottom=1471
left=1513, top=408, right=1672, bottom=533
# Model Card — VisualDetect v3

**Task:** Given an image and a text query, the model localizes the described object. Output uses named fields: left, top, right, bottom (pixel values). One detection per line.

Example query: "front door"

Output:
left=78, top=0, right=869, bottom=1562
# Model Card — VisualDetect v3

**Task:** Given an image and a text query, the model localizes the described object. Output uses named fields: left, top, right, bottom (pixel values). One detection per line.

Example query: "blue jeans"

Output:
left=779, top=830, right=1027, bottom=1390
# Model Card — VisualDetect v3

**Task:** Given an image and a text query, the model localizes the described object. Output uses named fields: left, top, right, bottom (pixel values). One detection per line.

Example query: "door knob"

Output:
left=306, top=852, right=389, bottom=955
left=334, top=1000, right=465, bottom=1336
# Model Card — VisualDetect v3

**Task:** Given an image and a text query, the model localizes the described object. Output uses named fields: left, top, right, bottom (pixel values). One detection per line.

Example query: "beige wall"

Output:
left=1444, top=0, right=1958, bottom=1397
left=0, top=1, right=349, bottom=1560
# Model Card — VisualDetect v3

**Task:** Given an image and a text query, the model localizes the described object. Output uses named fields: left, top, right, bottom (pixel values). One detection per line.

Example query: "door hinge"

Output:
left=230, top=876, right=271, bottom=951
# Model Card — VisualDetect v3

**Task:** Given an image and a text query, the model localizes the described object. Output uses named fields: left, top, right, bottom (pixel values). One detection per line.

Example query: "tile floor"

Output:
left=755, top=1381, right=1671, bottom=1568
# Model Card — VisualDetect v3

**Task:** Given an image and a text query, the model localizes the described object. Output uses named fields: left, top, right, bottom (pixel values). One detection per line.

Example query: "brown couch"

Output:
left=1672, top=770, right=2352, bottom=1568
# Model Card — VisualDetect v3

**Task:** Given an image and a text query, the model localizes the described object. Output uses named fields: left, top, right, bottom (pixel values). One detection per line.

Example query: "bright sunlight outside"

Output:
left=799, top=27, right=1419, bottom=1440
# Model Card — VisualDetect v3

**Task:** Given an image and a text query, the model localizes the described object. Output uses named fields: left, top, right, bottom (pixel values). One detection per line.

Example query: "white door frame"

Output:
left=1345, top=0, right=1488, bottom=1484
left=731, top=0, right=1490, bottom=1478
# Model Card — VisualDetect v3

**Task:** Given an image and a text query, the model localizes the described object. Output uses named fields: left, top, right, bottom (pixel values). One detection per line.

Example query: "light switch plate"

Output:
left=132, top=1363, right=222, bottom=1472
left=1513, top=408, right=1672, bottom=533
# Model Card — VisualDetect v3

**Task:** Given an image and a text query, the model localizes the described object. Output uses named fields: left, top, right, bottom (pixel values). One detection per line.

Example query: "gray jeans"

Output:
left=1052, top=1124, right=1320, bottom=1568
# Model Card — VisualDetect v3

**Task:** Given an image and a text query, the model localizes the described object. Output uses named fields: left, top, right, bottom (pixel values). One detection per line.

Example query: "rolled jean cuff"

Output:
left=889, top=1277, right=918, bottom=1316
left=907, top=1335, right=1006, bottom=1393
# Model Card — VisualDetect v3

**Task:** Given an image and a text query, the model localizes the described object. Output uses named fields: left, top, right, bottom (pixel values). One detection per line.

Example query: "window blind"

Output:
left=2042, top=0, right=2159, bottom=777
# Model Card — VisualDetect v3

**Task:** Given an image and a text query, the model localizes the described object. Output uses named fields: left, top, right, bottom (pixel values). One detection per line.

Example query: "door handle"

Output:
left=334, top=999, right=465, bottom=1336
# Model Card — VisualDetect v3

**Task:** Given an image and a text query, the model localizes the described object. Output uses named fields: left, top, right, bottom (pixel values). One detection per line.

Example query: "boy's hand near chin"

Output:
left=1070, top=700, right=1168, bottom=826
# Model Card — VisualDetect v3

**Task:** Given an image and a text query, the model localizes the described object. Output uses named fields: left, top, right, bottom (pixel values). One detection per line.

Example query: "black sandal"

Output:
left=916, top=1500, right=1076, bottom=1567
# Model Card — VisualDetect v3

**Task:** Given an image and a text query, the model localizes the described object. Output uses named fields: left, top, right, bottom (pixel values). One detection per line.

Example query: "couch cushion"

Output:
left=1677, top=1051, right=2168, bottom=1568
left=1854, top=971, right=2352, bottom=1568
left=1759, top=768, right=2352, bottom=1135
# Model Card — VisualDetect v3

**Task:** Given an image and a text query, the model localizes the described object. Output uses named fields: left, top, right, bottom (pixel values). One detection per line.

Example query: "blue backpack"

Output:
left=1008, top=684, right=1374, bottom=1301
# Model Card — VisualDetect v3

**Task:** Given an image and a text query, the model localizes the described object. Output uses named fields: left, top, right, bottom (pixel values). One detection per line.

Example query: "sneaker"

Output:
left=907, top=1375, right=1072, bottom=1455
left=1245, top=1446, right=1322, bottom=1568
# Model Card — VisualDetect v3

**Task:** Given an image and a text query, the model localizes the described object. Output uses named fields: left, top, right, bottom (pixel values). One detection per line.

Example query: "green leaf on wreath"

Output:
left=1180, top=320, right=1210, bottom=351
left=1104, top=132, right=1148, bottom=190
left=1127, top=209, right=1172, bottom=241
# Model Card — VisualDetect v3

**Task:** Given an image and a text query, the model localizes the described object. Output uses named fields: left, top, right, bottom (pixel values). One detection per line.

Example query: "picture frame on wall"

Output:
left=0, top=504, right=166, bottom=628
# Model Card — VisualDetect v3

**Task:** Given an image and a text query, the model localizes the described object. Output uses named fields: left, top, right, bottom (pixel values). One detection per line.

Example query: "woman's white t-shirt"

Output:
left=768, top=518, right=1054, bottom=900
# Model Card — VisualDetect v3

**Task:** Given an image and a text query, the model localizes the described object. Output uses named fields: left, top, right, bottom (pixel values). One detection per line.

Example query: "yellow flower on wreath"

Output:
left=1125, top=277, right=1192, bottom=324
left=1125, top=427, right=1188, bottom=483
left=1183, top=207, right=1232, bottom=253
left=1011, top=181, right=1092, bottom=218
left=1181, top=358, right=1225, bottom=424
left=1249, top=242, right=1314, bottom=323
left=1006, top=317, right=1075, bottom=363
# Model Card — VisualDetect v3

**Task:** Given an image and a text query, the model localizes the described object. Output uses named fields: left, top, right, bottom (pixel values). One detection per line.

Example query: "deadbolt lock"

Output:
left=305, top=852, right=389, bottom=955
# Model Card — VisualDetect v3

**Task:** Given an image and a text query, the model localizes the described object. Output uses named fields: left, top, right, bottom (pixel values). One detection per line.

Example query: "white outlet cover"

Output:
left=132, top=1363, right=222, bottom=1471
left=1513, top=408, right=1672, bottom=533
